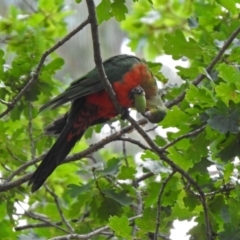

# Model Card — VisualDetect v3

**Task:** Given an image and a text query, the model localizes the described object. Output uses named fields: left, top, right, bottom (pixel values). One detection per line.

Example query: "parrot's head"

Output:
left=144, top=92, right=167, bottom=123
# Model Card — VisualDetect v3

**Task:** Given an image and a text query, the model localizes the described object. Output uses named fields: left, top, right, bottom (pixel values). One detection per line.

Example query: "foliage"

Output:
left=0, top=0, right=240, bottom=239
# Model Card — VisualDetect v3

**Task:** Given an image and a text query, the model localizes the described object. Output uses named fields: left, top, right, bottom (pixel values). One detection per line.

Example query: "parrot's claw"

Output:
left=120, top=108, right=129, bottom=120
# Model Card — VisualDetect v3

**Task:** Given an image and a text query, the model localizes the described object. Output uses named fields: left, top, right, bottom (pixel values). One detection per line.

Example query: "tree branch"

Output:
left=16, top=200, right=69, bottom=234
left=154, top=171, right=176, bottom=240
left=166, top=26, right=240, bottom=108
left=45, top=185, right=74, bottom=233
left=122, top=115, right=213, bottom=239
left=49, top=214, right=142, bottom=240
left=0, top=118, right=147, bottom=192
left=161, top=124, right=207, bottom=151
left=86, top=0, right=123, bottom=114
left=0, top=18, right=90, bottom=118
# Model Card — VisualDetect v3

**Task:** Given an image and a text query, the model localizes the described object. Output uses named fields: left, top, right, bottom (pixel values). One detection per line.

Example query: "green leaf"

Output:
left=164, top=30, right=202, bottom=60
left=111, top=0, right=128, bottom=21
left=0, top=220, right=17, bottom=238
left=217, top=63, right=240, bottom=84
left=206, top=104, right=240, bottom=134
left=98, top=157, right=121, bottom=176
left=103, top=189, right=132, bottom=206
left=186, top=84, right=215, bottom=108
left=198, top=67, right=213, bottom=80
left=223, top=162, right=234, bottom=182
left=75, top=0, right=82, bottom=3
left=145, top=182, right=160, bottom=207
left=66, top=182, right=93, bottom=198
left=215, top=82, right=240, bottom=106
left=217, top=134, right=240, bottom=161
left=141, top=149, right=159, bottom=161
left=168, top=147, right=194, bottom=170
left=136, top=207, right=156, bottom=232
left=96, top=197, right=122, bottom=221
left=118, top=165, right=136, bottom=180
left=217, top=0, right=238, bottom=14
left=96, top=0, right=111, bottom=24
left=109, top=215, right=132, bottom=239
left=160, top=106, right=190, bottom=128
left=219, top=224, right=240, bottom=240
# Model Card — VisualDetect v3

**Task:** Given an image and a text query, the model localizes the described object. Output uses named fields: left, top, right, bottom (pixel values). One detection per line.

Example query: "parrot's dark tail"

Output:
left=29, top=114, right=84, bottom=193
left=44, top=114, right=68, bottom=136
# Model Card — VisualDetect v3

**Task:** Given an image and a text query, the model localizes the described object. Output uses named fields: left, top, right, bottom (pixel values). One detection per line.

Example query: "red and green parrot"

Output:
left=29, top=54, right=166, bottom=192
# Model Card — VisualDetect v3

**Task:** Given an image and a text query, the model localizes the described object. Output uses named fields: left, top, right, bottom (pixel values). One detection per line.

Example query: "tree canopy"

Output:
left=0, top=0, right=240, bottom=239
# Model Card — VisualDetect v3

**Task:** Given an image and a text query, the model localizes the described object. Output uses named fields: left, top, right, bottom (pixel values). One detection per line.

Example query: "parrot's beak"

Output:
left=142, top=107, right=167, bottom=123
left=143, top=91, right=167, bottom=123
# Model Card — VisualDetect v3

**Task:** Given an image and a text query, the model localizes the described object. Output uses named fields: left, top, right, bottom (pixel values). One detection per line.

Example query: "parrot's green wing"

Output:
left=40, top=55, right=142, bottom=111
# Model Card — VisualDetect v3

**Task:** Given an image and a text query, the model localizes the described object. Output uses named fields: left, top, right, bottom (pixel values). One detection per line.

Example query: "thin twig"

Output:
left=0, top=99, right=11, bottom=106
left=49, top=214, right=142, bottom=240
left=166, top=26, right=240, bottom=108
left=160, top=153, right=213, bottom=239
left=125, top=115, right=213, bottom=239
left=132, top=190, right=143, bottom=237
left=1, top=118, right=148, bottom=191
left=122, top=135, right=129, bottom=167
left=161, top=124, right=207, bottom=151
left=0, top=19, right=90, bottom=118
left=6, top=155, right=43, bottom=182
left=0, top=163, right=12, bottom=172
left=117, top=137, right=150, bottom=151
left=6, top=146, right=25, bottom=163
left=154, top=171, right=176, bottom=240
left=136, top=172, right=154, bottom=184
left=15, top=215, right=87, bottom=231
left=16, top=200, right=69, bottom=234
left=28, top=102, right=35, bottom=158
left=45, top=185, right=74, bottom=233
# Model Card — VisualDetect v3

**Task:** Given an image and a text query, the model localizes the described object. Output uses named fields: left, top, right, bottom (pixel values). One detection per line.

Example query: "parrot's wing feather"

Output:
left=40, top=55, right=141, bottom=111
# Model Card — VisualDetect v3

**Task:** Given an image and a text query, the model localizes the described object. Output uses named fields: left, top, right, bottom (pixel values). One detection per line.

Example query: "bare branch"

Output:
left=117, top=137, right=150, bottom=151
left=0, top=172, right=32, bottom=192
left=136, top=172, right=154, bottom=184
left=86, top=0, right=123, bottom=114
left=6, top=156, right=42, bottom=182
left=0, top=99, right=11, bottom=106
left=122, top=135, right=129, bottom=167
left=1, top=118, right=148, bottom=192
left=28, top=102, right=35, bottom=158
left=6, top=146, right=25, bottom=163
left=15, top=216, right=85, bottom=231
left=161, top=124, right=207, bottom=151
left=16, top=200, right=69, bottom=234
left=49, top=214, right=142, bottom=240
left=45, top=185, right=74, bottom=233
left=123, top=115, right=213, bottom=239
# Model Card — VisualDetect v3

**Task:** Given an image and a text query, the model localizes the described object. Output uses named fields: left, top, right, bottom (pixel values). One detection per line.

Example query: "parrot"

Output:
left=29, top=54, right=166, bottom=192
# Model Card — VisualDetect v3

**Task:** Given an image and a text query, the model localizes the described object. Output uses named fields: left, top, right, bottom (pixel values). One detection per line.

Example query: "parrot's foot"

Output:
left=120, top=108, right=129, bottom=120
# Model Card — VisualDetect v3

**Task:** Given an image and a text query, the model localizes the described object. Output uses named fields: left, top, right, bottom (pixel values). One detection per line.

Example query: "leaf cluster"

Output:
left=0, top=0, right=240, bottom=239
